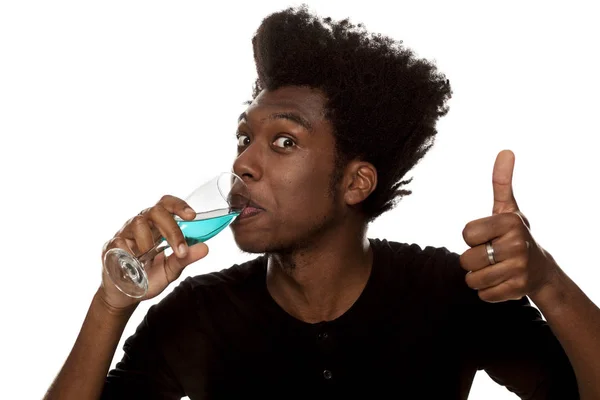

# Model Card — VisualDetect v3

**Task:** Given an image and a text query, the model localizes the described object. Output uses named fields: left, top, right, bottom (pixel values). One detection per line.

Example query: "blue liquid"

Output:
left=176, top=210, right=240, bottom=245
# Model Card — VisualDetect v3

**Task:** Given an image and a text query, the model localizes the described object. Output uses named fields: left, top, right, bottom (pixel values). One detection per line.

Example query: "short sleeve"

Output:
left=100, top=281, right=192, bottom=400
left=449, top=254, right=579, bottom=399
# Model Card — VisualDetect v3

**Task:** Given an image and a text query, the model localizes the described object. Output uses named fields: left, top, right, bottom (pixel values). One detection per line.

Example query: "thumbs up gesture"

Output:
left=459, top=150, right=559, bottom=303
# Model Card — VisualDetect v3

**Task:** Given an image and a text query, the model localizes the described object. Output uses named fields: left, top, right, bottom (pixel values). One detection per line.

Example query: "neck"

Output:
left=266, top=222, right=373, bottom=324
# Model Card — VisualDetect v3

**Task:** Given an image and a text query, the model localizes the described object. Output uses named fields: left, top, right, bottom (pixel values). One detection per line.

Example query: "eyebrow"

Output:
left=238, top=111, right=313, bottom=132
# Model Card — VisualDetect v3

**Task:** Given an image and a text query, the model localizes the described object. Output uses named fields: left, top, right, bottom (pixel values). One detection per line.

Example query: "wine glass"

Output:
left=103, top=172, right=249, bottom=298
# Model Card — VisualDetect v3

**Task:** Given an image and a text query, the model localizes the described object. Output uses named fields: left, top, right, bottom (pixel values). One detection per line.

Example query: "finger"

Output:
left=102, top=236, right=135, bottom=259
left=112, top=215, right=136, bottom=239
left=492, top=149, right=519, bottom=215
left=128, top=215, right=157, bottom=255
left=462, top=212, right=524, bottom=247
left=162, top=242, right=209, bottom=283
left=460, top=234, right=530, bottom=272
left=147, top=204, right=189, bottom=258
left=514, top=210, right=531, bottom=230
left=477, top=280, right=526, bottom=303
left=157, top=195, right=196, bottom=220
left=464, top=260, right=516, bottom=290
left=115, top=217, right=158, bottom=255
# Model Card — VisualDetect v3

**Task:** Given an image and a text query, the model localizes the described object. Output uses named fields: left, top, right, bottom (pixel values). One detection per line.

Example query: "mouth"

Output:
left=247, top=199, right=264, bottom=210
left=237, top=206, right=264, bottom=220
left=233, top=197, right=265, bottom=221
left=229, top=192, right=264, bottom=211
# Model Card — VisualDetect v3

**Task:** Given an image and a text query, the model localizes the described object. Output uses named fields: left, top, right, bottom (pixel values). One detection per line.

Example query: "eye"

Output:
left=273, top=136, right=296, bottom=149
left=236, top=134, right=250, bottom=147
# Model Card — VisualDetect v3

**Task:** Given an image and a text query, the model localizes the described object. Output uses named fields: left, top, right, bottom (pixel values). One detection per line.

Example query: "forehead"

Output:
left=244, top=86, right=327, bottom=121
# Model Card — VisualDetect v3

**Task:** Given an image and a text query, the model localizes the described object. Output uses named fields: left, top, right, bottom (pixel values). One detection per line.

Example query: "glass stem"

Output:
left=137, top=241, right=170, bottom=265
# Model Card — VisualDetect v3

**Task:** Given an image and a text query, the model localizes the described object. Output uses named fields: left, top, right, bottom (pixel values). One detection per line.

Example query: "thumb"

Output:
left=492, top=149, right=519, bottom=214
left=165, top=242, right=209, bottom=281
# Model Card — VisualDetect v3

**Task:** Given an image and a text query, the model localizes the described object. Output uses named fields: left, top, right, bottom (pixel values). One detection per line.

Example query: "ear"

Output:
left=343, top=161, right=377, bottom=206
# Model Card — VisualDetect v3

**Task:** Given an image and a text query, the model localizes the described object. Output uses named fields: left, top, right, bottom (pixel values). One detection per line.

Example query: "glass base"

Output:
left=103, top=248, right=149, bottom=298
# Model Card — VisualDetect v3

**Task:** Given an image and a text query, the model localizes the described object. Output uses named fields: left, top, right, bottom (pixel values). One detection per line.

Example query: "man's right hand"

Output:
left=98, top=195, right=209, bottom=310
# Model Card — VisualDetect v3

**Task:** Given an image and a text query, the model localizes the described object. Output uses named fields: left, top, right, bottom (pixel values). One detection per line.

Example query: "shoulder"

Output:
left=370, top=237, right=463, bottom=281
left=144, top=255, right=267, bottom=327
left=372, top=238, right=546, bottom=324
left=369, top=238, right=471, bottom=311
left=184, top=254, right=267, bottom=291
left=371, top=237, right=458, bottom=261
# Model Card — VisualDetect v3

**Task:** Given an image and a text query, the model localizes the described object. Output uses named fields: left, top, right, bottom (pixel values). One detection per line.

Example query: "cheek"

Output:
left=273, top=155, right=335, bottom=215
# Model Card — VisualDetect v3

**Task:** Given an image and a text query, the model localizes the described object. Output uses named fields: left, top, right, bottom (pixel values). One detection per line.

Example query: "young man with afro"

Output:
left=45, top=5, right=598, bottom=400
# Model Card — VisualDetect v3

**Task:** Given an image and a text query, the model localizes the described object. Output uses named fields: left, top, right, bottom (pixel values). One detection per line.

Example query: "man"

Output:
left=44, top=6, right=598, bottom=399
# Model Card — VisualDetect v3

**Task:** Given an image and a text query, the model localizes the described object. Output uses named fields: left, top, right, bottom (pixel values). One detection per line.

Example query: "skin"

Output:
left=43, top=88, right=600, bottom=399
left=44, top=195, right=210, bottom=399
left=230, top=86, right=377, bottom=323
left=459, top=150, right=600, bottom=398
left=43, top=86, right=378, bottom=399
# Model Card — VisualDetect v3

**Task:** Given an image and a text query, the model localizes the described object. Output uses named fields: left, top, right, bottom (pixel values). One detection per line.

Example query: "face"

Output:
left=230, top=85, right=344, bottom=254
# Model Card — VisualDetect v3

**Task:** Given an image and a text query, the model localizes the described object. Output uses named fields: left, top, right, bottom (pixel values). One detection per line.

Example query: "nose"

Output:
left=232, top=141, right=263, bottom=184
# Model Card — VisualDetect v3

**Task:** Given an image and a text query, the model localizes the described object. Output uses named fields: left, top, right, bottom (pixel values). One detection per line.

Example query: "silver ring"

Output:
left=485, top=241, right=496, bottom=265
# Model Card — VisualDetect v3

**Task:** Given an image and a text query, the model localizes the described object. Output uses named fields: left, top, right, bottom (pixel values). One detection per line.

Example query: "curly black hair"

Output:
left=250, top=5, right=452, bottom=222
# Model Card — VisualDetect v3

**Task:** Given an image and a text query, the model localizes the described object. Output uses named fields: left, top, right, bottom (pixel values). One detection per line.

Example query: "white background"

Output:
left=1, top=1, right=598, bottom=398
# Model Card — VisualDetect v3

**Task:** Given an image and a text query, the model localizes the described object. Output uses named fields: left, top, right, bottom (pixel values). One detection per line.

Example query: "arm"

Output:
left=43, top=290, right=137, bottom=400
left=459, top=151, right=598, bottom=398
left=529, top=263, right=600, bottom=400
left=43, top=195, right=209, bottom=399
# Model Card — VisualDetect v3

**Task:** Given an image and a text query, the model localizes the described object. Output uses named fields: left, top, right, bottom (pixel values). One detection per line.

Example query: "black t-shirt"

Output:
left=101, top=239, right=578, bottom=399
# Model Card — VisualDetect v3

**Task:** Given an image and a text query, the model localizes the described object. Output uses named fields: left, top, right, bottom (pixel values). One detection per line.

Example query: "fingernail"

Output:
left=185, top=207, right=195, bottom=214
left=178, top=244, right=187, bottom=257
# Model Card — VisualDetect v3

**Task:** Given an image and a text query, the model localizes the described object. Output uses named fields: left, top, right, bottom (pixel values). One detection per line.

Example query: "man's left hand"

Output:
left=459, top=150, right=559, bottom=303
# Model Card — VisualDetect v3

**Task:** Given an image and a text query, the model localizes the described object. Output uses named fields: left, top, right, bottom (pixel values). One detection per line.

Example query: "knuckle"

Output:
left=517, top=256, right=529, bottom=271
left=131, top=215, right=147, bottom=227
left=148, top=204, right=165, bottom=219
left=461, top=226, right=468, bottom=241
left=511, top=238, right=529, bottom=254
left=104, top=237, right=119, bottom=248
left=509, top=212, right=523, bottom=227
left=159, top=194, right=172, bottom=203
left=103, top=237, right=126, bottom=253
left=166, top=225, right=184, bottom=242
left=465, top=272, right=474, bottom=288
left=478, top=291, right=491, bottom=302
left=159, top=195, right=179, bottom=207
left=102, top=239, right=114, bottom=253
left=462, top=223, right=475, bottom=242
left=459, top=253, right=468, bottom=269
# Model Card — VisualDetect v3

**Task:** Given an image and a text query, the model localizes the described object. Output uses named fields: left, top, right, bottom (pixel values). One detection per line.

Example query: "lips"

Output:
left=233, top=196, right=265, bottom=221
left=239, top=206, right=263, bottom=219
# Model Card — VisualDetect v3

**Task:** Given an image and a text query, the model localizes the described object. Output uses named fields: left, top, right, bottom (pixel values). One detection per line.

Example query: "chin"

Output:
left=231, top=213, right=337, bottom=255
left=234, top=241, right=269, bottom=255
left=232, top=231, right=294, bottom=255
left=232, top=233, right=271, bottom=254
